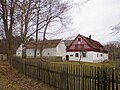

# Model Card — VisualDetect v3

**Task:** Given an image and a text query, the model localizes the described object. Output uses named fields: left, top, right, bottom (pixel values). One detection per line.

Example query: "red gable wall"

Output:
left=67, top=34, right=108, bottom=53
left=67, top=35, right=93, bottom=52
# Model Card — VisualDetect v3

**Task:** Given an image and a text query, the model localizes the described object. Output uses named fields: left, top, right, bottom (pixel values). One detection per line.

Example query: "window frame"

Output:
left=75, top=53, right=79, bottom=57
left=70, top=55, right=73, bottom=57
left=82, top=52, right=86, bottom=57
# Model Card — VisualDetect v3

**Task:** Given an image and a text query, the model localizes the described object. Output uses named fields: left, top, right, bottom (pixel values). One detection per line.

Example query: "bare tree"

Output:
left=16, top=0, right=37, bottom=58
left=34, top=0, right=40, bottom=57
left=111, top=23, right=120, bottom=35
left=0, top=0, right=89, bottom=61
left=105, top=41, right=120, bottom=60
left=0, top=0, right=18, bottom=62
left=25, top=0, right=89, bottom=60
left=38, top=0, right=72, bottom=60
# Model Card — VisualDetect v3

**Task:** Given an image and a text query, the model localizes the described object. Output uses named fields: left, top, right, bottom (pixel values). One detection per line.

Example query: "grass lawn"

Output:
left=51, top=60, right=116, bottom=68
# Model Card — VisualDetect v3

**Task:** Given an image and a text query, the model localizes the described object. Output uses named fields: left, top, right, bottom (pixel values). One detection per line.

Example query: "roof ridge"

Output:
left=80, top=35, right=98, bottom=49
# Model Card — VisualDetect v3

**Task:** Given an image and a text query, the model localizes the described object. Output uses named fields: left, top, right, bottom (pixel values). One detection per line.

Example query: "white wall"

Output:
left=56, top=40, right=66, bottom=60
left=42, top=48, right=56, bottom=56
left=16, top=46, right=57, bottom=57
left=16, top=44, right=40, bottom=57
left=93, top=52, right=109, bottom=62
left=16, top=41, right=67, bottom=60
left=66, top=51, right=93, bottom=62
left=16, top=46, right=57, bottom=58
left=26, top=49, right=40, bottom=57
left=66, top=51, right=109, bottom=62
left=16, top=44, right=22, bottom=56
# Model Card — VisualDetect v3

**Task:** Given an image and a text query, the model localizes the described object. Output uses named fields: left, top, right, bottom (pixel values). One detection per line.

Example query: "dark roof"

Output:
left=63, top=40, right=73, bottom=46
left=26, top=39, right=62, bottom=49
left=81, top=35, right=102, bottom=49
left=80, top=34, right=108, bottom=53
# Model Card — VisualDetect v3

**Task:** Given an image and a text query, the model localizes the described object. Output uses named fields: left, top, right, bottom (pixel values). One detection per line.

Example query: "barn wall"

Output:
left=56, top=40, right=66, bottom=60
left=42, top=48, right=56, bottom=56
left=16, top=44, right=22, bottom=56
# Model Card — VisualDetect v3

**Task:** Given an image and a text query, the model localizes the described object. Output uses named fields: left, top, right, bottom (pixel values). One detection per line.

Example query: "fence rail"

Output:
left=11, top=58, right=120, bottom=90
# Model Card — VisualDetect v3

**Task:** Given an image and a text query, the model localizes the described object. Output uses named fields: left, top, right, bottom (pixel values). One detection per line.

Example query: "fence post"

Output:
left=24, top=60, right=26, bottom=76
left=103, top=67, right=107, bottom=90
left=112, top=68, right=114, bottom=90
left=37, top=61, right=40, bottom=80
left=47, top=63, right=50, bottom=85
left=97, top=67, right=100, bottom=90
left=116, top=59, right=119, bottom=90
left=66, top=64, right=69, bottom=90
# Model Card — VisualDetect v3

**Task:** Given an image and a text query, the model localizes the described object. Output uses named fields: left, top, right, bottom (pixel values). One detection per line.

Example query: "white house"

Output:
left=65, top=34, right=108, bottom=62
left=16, top=34, right=109, bottom=62
left=16, top=39, right=66, bottom=60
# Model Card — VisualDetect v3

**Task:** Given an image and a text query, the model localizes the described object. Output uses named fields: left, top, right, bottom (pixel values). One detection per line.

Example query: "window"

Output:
left=82, top=52, right=86, bottom=57
left=78, top=38, right=81, bottom=41
left=48, top=53, right=50, bottom=55
left=75, top=53, right=79, bottom=57
left=70, top=55, right=73, bottom=57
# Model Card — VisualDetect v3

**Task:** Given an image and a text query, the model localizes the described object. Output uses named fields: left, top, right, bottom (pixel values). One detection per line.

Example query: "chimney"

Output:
left=89, top=35, right=91, bottom=39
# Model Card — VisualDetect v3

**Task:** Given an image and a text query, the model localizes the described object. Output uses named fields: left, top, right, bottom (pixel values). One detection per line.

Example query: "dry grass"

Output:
left=0, top=60, right=57, bottom=90
left=51, top=60, right=116, bottom=68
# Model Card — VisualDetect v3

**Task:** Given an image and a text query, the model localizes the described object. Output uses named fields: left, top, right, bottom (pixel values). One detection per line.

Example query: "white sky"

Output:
left=70, top=0, right=120, bottom=44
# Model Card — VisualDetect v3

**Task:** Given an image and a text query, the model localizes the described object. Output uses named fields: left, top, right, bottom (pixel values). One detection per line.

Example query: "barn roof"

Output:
left=63, top=40, right=73, bottom=46
left=26, top=39, right=62, bottom=49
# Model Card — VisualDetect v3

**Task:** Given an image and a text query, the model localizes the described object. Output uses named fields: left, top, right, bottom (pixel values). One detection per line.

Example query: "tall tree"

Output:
left=34, top=0, right=72, bottom=60
left=0, top=0, right=18, bottom=62
left=34, top=0, right=41, bottom=57
left=105, top=41, right=120, bottom=60
left=0, top=0, right=89, bottom=61
left=16, top=0, right=37, bottom=58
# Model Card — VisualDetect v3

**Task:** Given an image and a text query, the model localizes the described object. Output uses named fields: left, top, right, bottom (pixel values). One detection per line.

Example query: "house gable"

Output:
left=67, top=34, right=92, bottom=52
left=67, top=34, right=108, bottom=53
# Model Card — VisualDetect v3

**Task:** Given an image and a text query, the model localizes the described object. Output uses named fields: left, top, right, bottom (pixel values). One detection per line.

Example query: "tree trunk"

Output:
left=34, top=7, right=39, bottom=57
left=6, top=30, right=13, bottom=64
left=34, top=33, right=38, bottom=57
left=40, top=21, right=49, bottom=61
left=22, top=42, right=26, bottom=58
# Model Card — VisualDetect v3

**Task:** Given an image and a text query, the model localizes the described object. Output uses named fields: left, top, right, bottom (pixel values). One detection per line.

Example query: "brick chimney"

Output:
left=89, top=35, right=91, bottom=39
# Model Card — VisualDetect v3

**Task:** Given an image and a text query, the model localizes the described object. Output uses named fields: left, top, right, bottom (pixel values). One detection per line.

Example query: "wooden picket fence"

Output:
left=11, top=58, right=120, bottom=90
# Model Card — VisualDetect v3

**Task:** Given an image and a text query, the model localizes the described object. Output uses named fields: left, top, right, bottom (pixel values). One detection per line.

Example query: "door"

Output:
left=66, top=55, right=69, bottom=61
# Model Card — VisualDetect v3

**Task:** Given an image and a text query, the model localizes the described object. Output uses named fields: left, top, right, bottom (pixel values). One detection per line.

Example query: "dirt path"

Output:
left=0, top=61, right=56, bottom=90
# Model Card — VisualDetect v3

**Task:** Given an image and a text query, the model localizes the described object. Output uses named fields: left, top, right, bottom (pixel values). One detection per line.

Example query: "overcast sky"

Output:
left=69, top=0, right=120, bottom=44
